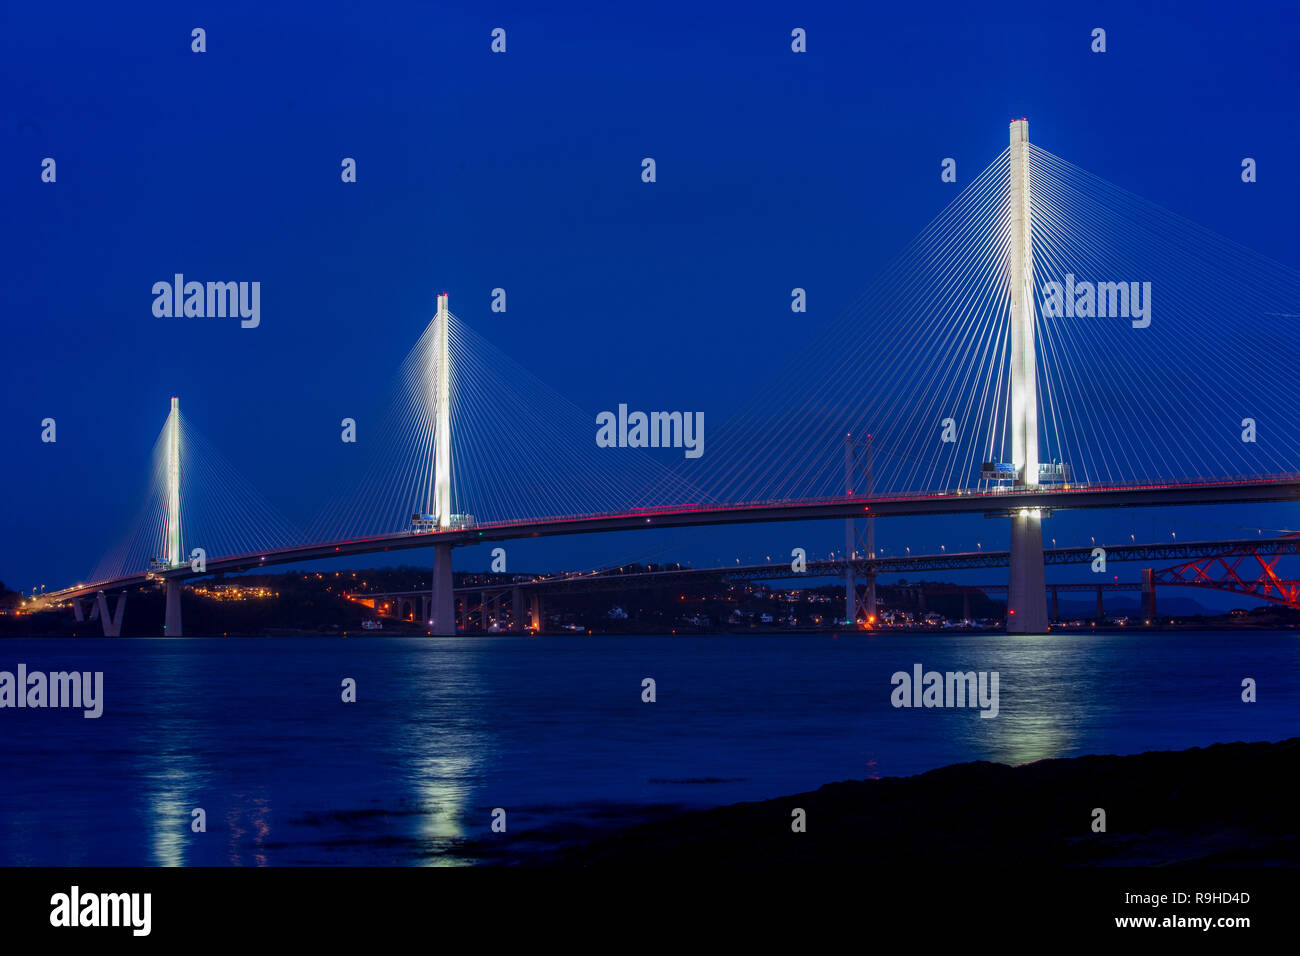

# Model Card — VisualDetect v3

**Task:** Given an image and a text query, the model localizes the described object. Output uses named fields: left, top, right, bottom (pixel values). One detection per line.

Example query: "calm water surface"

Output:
left=0, top=633, right=1295, bottom=865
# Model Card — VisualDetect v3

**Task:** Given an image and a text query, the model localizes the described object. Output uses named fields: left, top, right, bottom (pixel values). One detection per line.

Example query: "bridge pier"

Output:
left=164, top=579, right=183, bottom=636
left=1008, top=512, right=1049, bottom=632
left=429, top=543, right=455, bottom=636
left=530, top=593, right=543, bottom=633
left=94, top=591, right=127, bottom=637
left=1096, top=585, right=1104, bottom=622
left=511, top=588, right=523, bottom=630
left=1050, top=585, right=1060, bottom=623
left=845, top=568, right=878, bottom=625
left=1142, top=568, right=1157, bottom=621
left=844, top=434, right=875, bottom=626
left=844, top=562, right=856, bottom=626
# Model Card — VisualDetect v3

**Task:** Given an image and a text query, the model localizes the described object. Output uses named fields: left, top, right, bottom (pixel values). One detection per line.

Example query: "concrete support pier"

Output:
left=164, top=579, right=183, bottom=636
left=430, top=544, right=455, bottom=635
left=95, top=591, right=127, bottom=637
left=1009, top=512, right=1049, bottom=631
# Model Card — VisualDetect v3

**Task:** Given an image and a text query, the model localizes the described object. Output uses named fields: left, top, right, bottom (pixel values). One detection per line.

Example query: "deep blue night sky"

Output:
left=3, top=1, right=1298, bottom=603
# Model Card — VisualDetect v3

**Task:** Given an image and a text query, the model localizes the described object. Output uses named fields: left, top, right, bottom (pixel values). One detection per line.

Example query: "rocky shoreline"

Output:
left=536, top=738, right=1300, bottom=866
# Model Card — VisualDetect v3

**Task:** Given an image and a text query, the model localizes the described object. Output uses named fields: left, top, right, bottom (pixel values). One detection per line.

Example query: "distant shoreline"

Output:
left=5, top=623, right=1297, bottom=639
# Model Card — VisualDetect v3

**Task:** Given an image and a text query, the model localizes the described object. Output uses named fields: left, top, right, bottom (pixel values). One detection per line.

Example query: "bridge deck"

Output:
left=32, top=474, right=1300, bottom=606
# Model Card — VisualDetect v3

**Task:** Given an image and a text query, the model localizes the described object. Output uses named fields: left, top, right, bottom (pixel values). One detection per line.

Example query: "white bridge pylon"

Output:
left=165, top=396, right=182, bottom=568
left=433, top=292, right=452, bottom=529
left=415, top=292, right=472, bottom=534
left=1006, top=118, right=1048, bottom=633
left=429, top=292, right=456, bottom=634
left=163, top=396, right=184, bottom=636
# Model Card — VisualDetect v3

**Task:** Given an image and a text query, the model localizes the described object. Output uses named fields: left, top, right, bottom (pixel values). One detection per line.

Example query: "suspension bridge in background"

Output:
left=25, top=119, right=1300, bottom=635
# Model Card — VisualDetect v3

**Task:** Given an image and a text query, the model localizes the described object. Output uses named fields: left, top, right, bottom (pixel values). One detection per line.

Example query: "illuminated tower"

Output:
left=429, top=293, right=456, bottom=635
left=434, top=292, right=452, bottom=527
left=164, top=396, right=183, bottom=636
left=167, top=396, right=182, bottom=566
left=1006, top=119, right=1049, bottom=633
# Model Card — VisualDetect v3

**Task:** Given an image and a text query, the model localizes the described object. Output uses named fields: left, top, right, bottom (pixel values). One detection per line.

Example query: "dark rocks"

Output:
left=550, top=738, right=1300, bottom=866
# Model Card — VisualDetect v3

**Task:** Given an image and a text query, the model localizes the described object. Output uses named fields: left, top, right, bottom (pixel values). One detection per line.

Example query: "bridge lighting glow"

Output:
left=432, top=293, right=452, bottom=528
left=166, top=397, right=181, bottom=568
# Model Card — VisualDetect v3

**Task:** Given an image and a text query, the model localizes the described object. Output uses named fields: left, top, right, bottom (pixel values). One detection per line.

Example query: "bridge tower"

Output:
left=434, top=293, right=452, bottom=529
left=844, top=434, right=876, bottom=626
left=164, top=396, right=183, bottom=636
left=1006, top=119, right=1049, bottom=633
left=166, top=397, right=182, bottom=566
left=429, top=293, right=456, bottom=635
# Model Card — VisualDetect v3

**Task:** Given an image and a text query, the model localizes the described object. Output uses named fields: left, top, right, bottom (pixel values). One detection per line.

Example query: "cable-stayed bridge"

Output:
left=27, top=119, right=1300, bottom=635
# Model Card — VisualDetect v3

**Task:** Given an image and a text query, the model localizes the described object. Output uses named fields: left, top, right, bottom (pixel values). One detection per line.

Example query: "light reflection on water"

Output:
left=404, top=649, right=482, bottom=864
left=0, top=633, right=1294, bottom=865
